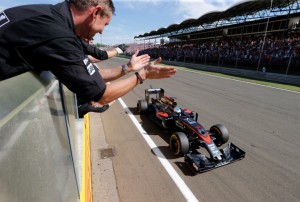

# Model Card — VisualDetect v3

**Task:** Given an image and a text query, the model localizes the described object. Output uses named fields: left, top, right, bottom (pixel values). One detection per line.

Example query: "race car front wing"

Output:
left=184, top=143, right=245, bottom=173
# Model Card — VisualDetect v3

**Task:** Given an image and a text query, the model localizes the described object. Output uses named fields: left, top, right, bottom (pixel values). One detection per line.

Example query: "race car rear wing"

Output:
left=145, top=88, right=164, bottom=103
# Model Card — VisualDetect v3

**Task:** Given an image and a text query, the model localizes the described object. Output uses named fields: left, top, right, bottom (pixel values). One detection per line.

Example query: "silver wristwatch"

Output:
left=121, top=64, right=130, bottom=74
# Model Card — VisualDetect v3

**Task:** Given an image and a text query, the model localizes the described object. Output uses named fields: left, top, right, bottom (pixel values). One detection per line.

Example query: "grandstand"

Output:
left=132, top=0, right=300, bottom=76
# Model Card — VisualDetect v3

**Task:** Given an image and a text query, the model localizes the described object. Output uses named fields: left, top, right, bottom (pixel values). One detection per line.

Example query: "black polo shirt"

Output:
left=81, top=40, right=109, bottom=61
left=0, top=1, right=106, bottom=103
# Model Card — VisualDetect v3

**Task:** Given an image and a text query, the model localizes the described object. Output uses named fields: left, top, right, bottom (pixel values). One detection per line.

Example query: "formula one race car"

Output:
left=137, top=88, right=245, bottom=173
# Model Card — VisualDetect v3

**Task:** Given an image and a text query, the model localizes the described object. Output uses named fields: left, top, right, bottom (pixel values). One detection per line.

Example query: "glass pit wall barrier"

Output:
left=0, top=72, right=92, bottom=202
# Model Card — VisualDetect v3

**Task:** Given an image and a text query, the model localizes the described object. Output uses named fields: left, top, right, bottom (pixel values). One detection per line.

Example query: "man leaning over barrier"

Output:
left=0, top=0, right=176, bottom=112
left=78, top=38, right=138, bottom=117
left=78, top=48, right=151, bottom=117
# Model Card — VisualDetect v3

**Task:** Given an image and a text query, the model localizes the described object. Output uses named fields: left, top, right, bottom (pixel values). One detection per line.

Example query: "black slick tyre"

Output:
left=137, top=100, right=148, bottom=113
left=210, top=124, right=229, bottom=146
left=169, top=132, right=189, bottom=156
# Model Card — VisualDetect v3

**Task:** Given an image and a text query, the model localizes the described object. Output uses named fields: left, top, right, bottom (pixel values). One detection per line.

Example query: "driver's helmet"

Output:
left=173, top=107, right=181, bottom=115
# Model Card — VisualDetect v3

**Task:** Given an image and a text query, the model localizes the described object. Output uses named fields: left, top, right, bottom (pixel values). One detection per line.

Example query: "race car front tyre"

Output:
left=209, top=124, right=229, bottom=146
left=137, top=100, right=148, bottom=113
left=169, top=132, right=189, bottom=156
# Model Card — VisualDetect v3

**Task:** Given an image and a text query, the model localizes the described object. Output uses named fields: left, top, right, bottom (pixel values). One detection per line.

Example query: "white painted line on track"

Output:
left=178, top=67, right=300, bottom=94
left=118, top=98, right=199, bottom=202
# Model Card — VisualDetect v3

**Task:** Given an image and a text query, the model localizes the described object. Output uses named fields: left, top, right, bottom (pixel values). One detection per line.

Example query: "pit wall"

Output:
left=0, top=72, right=92, bottom=202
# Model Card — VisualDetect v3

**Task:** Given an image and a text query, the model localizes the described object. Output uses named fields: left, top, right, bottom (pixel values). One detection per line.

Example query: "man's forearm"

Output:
left=106, top=49, right=118, bottom=58
left=88, top=55, right=101, bottom=63
left=99, top=66, right=126, bottom=82
left=98, top=73, right=140, bottom=105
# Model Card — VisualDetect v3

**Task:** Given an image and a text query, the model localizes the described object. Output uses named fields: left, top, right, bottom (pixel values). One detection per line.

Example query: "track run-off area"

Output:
left=97, top=57, right=300, bottom=202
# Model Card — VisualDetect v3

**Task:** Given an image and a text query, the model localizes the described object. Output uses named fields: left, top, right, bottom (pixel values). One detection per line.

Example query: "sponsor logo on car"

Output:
left=216, top=161, right=229, bottom=167
left=175, top=120, right=184, bottom=129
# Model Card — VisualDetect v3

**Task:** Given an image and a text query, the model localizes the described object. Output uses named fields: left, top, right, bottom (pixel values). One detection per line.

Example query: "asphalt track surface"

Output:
left=97, top=57, right=300, bottom=202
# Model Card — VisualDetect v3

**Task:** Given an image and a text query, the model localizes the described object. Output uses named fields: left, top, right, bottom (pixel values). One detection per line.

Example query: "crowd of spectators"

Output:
left=134, top=33, right=300, bottom=75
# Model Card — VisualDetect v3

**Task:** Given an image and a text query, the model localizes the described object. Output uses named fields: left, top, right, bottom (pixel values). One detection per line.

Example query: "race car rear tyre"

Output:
left=209, top=124, right=229, bottom=146
left=169, top=132, right=189, bottom=156
left=137, top=100, right=148, bottom=113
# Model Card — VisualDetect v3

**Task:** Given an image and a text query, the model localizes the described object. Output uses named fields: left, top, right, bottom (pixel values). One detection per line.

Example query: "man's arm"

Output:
left=88, top=48, right=119, bottom=63
left=98, top=57, right=176, bottom=105
left=99, top=73, right=140, bottom=104
left=82, top=39, right=127, bottom=62
left=106, top=48, right=118, bottom=58
left=99, top=50, right=150, bottom=82
left=82, top=40, right=109, bottom=60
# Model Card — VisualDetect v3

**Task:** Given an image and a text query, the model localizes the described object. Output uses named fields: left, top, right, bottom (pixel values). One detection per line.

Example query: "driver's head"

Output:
left=174, top=107, right=181, bottom=115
